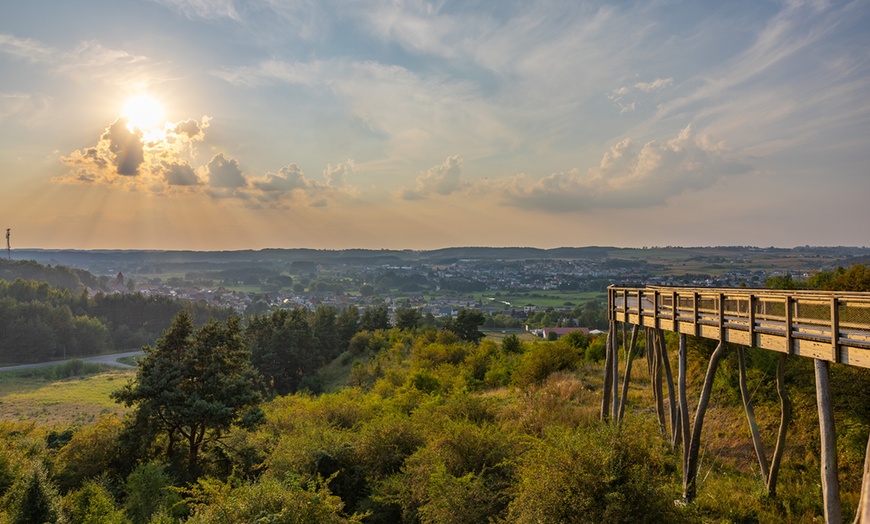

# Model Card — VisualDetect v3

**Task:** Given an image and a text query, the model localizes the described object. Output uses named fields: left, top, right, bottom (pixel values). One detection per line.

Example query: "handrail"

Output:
left=608, top=285, right=870, bottom=368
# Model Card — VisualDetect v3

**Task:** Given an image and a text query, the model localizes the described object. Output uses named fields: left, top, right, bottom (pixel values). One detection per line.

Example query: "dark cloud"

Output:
left=161, top=161, right=200, bottom=186
left=170, top=118, right=208, bottom=139
left=206, top=153, right=247, bottom=188
left=250, top=164, right=310, bottom=192
left=102, top=118, right=144, bottom=176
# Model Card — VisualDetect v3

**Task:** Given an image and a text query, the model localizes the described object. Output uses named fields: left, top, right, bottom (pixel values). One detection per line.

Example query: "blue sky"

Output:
left=1, top=0, right=868, bottom=250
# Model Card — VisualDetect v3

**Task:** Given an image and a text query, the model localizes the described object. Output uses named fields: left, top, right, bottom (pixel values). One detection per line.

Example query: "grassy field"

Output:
left=0, top=367, right=132, bottom=426
left=476, top=290, right=605, bottom=309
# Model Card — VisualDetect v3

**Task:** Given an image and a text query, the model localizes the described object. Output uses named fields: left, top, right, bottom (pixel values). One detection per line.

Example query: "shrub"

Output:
left=513, top=341, right=582, bottom=388
left=62, top=478, right=128, bottom=524
left=124, top=462, right=182, bottom=524
left=506, top=418, right=682, bottom=523
left=3, top=462, right=62, bottom=524
left=184, top=476, right=364, bottom=524
left=55, top=415, right=123, bottom=491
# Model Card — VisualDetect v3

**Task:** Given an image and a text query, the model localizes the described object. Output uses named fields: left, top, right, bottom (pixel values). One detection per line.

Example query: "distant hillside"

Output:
left=0, top=259, right=100, bottom=291
left=9, top=245, right=870, bottom=278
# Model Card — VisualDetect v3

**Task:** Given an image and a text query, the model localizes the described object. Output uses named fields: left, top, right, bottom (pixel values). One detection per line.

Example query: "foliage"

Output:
left=62, top=478, right=128, bottom=524
left=55, top=415, right=124, bottom=491
left=360, top=305, right=390, bottom=332
left=113, top=311, right=263, bottom=479
left=2, top=461, right=62, bottom=524
left=513, top=340, right=582, bottom=388
left=506, top=418, right=681, bottom=523
left=442, top=308, right=486, bottom=344
left=184, top=476, right=365, bottom=524
left=124, top=462, right=182, bottom=524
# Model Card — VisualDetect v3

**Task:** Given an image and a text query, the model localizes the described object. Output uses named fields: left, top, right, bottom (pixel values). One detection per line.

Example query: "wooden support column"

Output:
left=815, top=358, right=842, bottom=524
left=683, top=341, right=728, bottom=503
left=617, top=325, right=640, bottom=422
left=678, top=334, right=690, bottom=480
left=652, top=329, right=666, bottom=436
left=855, top=430, right=870, bottom=523
left=737, top=346, right=770, bottom=482
left=658, top=329, right=677, bottom=446
left=831, top=297, right=840, bottom=363
left=612, top=320, right=620, bottom=420
left=601, top=323, right=614, bottom=421
left=768, top=354, right=791, bottom=497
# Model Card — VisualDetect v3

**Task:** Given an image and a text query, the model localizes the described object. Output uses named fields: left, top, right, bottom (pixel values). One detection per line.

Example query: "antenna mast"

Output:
left=5, top=229, right=9, bottom=260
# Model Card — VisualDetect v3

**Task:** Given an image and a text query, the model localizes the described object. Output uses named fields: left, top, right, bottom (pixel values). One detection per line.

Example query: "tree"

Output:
left=247, top=308, right=318, bottom=395
left=360, top=305, right=390, bottom=332
left=445, top=309, right=486, bottom=344
left=394, top=307, right=423, bottom=330
left=4, top=463, right=61, bottom=524
left=113, top=311, right=263, bottom=479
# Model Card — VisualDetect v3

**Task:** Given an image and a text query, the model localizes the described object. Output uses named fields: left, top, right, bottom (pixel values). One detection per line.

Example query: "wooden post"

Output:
left=855, top=430, right=870, bottom=523
left=768, top=354, right=791, bottom=497
left=601, top=324, right=614, bottom=421
left=658, top=329, right=677, bottom=446
left=737, top=346, right=770, bottom=482
left=678, top=334, right=690, bottom=477
left=683, top=341, right=728, bottom=502
left=653, top=329, right=667, bottom=436
left=617, top=325, right=640, bottom=422
left=815, top=358, right=842, bottom=524
left=612, top=320, right=620, bottom=420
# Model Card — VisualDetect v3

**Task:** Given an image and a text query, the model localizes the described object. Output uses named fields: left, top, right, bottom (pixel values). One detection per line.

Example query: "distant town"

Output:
left=11, top=245, right=870, bottom=328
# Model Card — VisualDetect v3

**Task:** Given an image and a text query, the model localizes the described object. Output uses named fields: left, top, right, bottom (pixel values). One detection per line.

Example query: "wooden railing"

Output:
left=608, top=286, right=870, bottom=369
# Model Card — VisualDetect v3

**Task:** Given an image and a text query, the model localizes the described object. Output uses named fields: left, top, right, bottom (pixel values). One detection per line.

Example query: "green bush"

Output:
left=513, top=341, right=582, bottom=388
left=507, top=418, right=682, bottom=524
left=184, top=476, right=364, bottom=524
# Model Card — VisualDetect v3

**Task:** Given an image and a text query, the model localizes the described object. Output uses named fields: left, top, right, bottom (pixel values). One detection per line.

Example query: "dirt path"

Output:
left=0, top=350, right=144, bottom=373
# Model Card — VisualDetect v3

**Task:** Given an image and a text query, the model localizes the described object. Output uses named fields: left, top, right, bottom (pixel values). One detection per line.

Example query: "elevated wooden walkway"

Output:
left=605, top=285, right=870, bottom=524
left=609, top=286, right=870, bottom=368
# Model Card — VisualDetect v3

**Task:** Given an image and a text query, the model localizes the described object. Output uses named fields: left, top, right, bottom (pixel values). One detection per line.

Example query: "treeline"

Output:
left=0, top=259, right=100, bottom=292
left=766, top=262, right=870, bottom=291
left=0, top=279, right=230, bottom=363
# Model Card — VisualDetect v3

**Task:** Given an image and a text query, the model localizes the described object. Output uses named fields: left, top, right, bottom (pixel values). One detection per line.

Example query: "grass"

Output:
left=0, top=365, right=133, bottom=426
left=476, top=290, right=605, bottom=308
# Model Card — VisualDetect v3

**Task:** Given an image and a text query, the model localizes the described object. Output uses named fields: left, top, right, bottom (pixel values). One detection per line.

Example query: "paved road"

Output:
left=0, top=350, right=144, bottom=373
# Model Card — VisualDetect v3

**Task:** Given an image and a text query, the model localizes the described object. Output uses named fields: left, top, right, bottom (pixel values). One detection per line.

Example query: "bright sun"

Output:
left=123, top=95, right=165, bottom=132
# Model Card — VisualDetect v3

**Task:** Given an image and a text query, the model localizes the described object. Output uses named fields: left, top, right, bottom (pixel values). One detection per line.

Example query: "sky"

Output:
left=1, top=0, right=868, bottom=251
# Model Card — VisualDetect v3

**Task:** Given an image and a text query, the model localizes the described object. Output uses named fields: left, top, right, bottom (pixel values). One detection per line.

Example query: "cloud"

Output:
left=398, top=155, right=466, bottom=200
left=498, top=125, right=750, bottom=212
left=103, top=118, right=145, bottom=176
left=150, top=0, right=240, bottom=21
left=57, top=116, right=210, bottom=191
left=248, top=164, right=338, bottom=207
left=323, top=161, right=356, bottom=187
left=161, top=161, right=201, bottom=186
left=205, top=153, right=247, bottom=188
left=0, top=34, right=53, bottom=62
left=56, top=112, right=345, bottom=208
left=609, top=77, right=673, bottom=113
left=0, top=92, right=51, bottom=123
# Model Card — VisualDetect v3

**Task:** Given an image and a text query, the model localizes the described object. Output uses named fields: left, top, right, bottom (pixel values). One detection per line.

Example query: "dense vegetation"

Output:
left=0, top=279, right=231, bottom=364
left=1, top=263, right=870, bottom=521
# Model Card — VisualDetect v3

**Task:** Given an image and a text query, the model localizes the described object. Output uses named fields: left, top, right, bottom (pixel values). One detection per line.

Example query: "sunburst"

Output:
left=122, top=95, right=165, bottom=132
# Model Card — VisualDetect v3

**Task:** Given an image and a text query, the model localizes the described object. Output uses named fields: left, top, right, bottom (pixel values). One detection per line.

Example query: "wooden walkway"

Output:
left=605, top=285, right=870, bottom=524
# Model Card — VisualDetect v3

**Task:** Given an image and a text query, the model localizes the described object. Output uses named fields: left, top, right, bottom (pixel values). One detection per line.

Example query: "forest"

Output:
left=1, top=264, right=870, bottom=522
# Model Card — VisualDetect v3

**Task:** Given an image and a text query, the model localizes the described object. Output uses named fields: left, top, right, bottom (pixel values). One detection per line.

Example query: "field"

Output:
left=0, top=366, right=132, bottom=426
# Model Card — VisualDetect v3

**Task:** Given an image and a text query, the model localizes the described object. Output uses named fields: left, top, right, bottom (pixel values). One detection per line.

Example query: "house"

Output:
left=540, top=327, right=590, bottom=339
